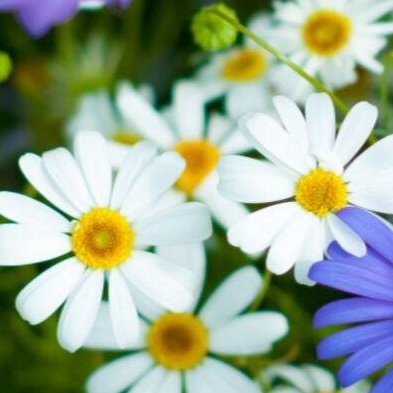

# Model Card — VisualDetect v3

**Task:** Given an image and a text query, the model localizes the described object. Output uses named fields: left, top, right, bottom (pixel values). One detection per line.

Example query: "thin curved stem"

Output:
left=250, top=269, right=272, bottom=312
left=210, top=8, right=349, bottom=114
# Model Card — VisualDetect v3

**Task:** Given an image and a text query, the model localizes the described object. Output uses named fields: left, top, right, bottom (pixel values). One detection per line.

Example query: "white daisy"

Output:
left=84, top=257, right=288, bottom=393
left=0, top=131, right=212, bottom=352
left=264, top=364, right=370, bottom=393
left=253, top=0, right=393, bottom=101
left=116, top=80, right=252, bottom=229
left=195, top=17, right=274, bottom=109
left=66, top=84, right=154, bottom=167
left=218, top=93, right=393, bottom=284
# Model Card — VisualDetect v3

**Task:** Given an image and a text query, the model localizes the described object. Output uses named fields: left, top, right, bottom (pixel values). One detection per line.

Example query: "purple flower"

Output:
left=0, top=0, right=132, bottom=37
left=309, top=206, right=393, bottom=393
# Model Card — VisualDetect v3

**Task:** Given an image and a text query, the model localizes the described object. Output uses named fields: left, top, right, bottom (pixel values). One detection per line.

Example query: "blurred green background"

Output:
left=0, top=0, right=383, bottom=391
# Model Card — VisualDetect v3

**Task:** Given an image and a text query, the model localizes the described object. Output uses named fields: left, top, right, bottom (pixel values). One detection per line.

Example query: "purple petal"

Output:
left=314, top=298, right=393, bottom=328
left=318, top=319, right=393, bottom=360
left=371, top=367, right=393, bottom=393
left=338, top=207, right=393, bottom=265
left=327, top=242, right=393, bottom=279
left=309, top=261, right=393, bottom=301
left=0, top=0, right=26, bottom=11
left=17, top=0, right=79, bottom=37
left=338, top=335, right=393, bottom=387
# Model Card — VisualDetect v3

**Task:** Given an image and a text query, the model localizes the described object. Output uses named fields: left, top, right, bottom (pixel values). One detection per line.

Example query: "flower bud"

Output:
left=0, top=52, right=12, bottom=83
left=192, top=3, right=238, bottom=51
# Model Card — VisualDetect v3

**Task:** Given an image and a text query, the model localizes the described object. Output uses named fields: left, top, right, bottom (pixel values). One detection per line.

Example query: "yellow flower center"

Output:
left=222, top=49, right=267, bottom=81
left=147, top=313, right=209, bottom=371
left=302, top=10, right=352, bottom=56
left=71, top=208, right=135, bottom=269
left=112, top=131, right=140, bottom=146
left=174, top=140, right=220, bottom=196
left=295, top=168, right=348, bottom=217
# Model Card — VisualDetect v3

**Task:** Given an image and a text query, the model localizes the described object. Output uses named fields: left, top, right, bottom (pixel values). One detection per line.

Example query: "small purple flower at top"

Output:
left=309, top=206, right=393, bottom=393
left=0, top=0, right=132, bottom=38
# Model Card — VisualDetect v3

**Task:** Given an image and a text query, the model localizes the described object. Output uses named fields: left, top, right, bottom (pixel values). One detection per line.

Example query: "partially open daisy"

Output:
left=264, top=363, right=370, bottom=393
left=0, top=131, right=212, bottom=352
left=255, top=0, right=393, bottom=101
left=66, top=85, right=153, bottom=167
left=218, top=93, right=393, bottom=284
left=84, top=259, right=288, bottom=393
left=116, top=80, right=252, bottom=229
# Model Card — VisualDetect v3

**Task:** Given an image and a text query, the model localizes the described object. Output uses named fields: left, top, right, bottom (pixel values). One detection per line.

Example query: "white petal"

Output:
left=240, top=112, right=314, bottom=175
left=84, top=302, right=146, bottom=351
left=273, top=95, right=308, bottom=151
left=326, top=214, right=366, bottom=257
left=135, top=202, right=212, bottom=246
left=74, top=131, right=112, bottom=206
left=173, top=81, right=205, bottom=140
left=16, top=258, right=85, bottom=325
left=207, top=113, right=231, bottom=146
left=157, top=243, right=206, bottom=311
left=344, top=135, right=393, bottom=182
left=267, top=212, right=315, bottom=275
left=199, top=267, right=262, bottom=328
left=333, top=102, right=378, bottom=166
left=0, top=224, right=71, bottom=266
left=129, top=366, right=168, bottom=393
left=195, top=172, right=249, bottom=229
left=120, top=152, right=185, bottom=221
left=294, top=217, right=325, bottom=286
left=228, top=202, right=302, bottom=254
left=57, top=269, right=104, bottom=352
left=348, top=167, right=393, bottom=213
left=192, top=358, right=261, bottom=393
left=66, top=91, right=117, bottom=140
left=121, top=251, right=194, bottom=312
left=0, top=192, right=70, bottom=232
left=349, top=188, right=393, bottom=214
left=42, top=148, right=94, bottom=213
left=19, top=153, right=80, bottom=218
left=303, top=365, right=336, bottom=392
left=219, top=127, right=253, bottom=155
left=185, top=364, right=217, bottom=393
left=305, top=93, right=336, bottom=158
left=116, top=84, right=176, bottom=149
left=110, top=141, right=158, bottom=209
left=210, top=312, right=288, bottom=355
left=265, top=365, right=314, bottom=392
left=109, top=269, right=139, bottom=349
left=157, top=372, right=182, bottom=393
left=137, top=188, right=186, bottom=221
left=86, top=353, right=154, bottom=393
left=218, top=155, right=295, bottom=203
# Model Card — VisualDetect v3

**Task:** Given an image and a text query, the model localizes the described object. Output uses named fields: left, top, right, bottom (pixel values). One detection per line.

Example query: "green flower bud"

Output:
left=0, top=52, right=12, bottom=83
left=192, top=3, right=238, bottom=51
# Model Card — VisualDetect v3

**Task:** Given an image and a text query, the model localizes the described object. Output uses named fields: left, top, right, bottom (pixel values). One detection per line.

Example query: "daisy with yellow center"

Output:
left=218, top=93, right=393, bottom=285
left=116, top=80, right=253, bottom=230
left=265, top=364, right=370, bottom=393
left=85, top=264, right=288, bottom=393
left=251, top=0, right=393, bottom=102
left=195, top=22, right=274, bottom=112
left=0, top=131, right=212, bottom=353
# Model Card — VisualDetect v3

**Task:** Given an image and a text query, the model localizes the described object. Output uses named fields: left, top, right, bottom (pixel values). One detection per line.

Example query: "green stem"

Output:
left=380, top=51, right=393, bottom=133
left=210, top=8, right=349, bottom=114
left=250, top=270, right=272, bottom=312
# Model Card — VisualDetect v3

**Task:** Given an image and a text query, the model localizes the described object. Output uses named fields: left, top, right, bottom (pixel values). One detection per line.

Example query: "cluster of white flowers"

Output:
left=1, top=0, right=393, bottom=392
